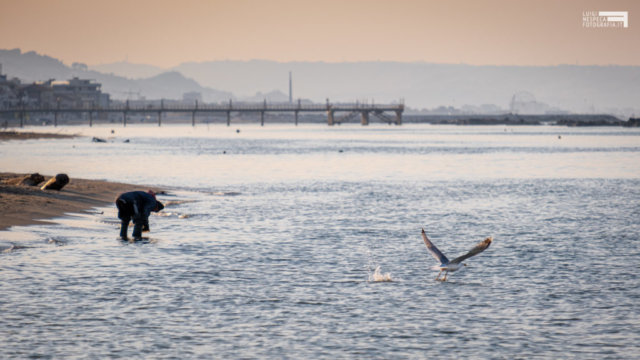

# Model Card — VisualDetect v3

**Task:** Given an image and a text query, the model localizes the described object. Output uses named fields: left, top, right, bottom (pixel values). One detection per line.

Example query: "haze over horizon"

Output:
left=3, top=47, right=640, bottom=114
left=2, top=0, right=639, bottom=113
left=1, top=0, right=638, bottom=68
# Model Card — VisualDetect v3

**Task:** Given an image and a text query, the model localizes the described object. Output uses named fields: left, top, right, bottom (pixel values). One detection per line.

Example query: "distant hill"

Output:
left=0, top=48, right=70, bottom=81
left=3, top=48, right=640, bottom=113
left=90, top=61, right=165, bottom=79
left=135, top=71, right=231, bottom=101
left=0, top=49, right=232, bottom=102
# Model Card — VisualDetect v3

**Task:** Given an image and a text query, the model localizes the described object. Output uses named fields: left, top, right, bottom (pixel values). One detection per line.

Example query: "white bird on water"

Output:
left=421, top=229, right=492, bottom=281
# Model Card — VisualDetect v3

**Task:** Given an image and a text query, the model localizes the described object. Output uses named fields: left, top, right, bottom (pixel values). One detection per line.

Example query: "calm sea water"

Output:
left=1, top=124, right=640, bottom=358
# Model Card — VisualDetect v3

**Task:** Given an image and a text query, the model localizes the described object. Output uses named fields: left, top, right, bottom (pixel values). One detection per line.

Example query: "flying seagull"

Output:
left=421, top=229, right=492, bottom=281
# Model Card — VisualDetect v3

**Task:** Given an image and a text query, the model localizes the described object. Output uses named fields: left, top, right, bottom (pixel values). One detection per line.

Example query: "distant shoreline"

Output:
left=2, top=114, right=637, bottom=127
left=403, top=114, right=638, bottom=127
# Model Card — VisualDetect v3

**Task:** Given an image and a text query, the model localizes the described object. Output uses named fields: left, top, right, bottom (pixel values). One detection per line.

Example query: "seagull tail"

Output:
left=429, top=265, right=443, bottom=270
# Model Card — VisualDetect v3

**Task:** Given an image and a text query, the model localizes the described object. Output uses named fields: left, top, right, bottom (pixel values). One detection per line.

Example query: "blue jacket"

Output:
left=116, top=191, right=157, bottom=218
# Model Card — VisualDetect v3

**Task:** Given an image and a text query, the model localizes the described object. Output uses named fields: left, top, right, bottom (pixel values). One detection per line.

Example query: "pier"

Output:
left=1, top=99, right=404, bottom=127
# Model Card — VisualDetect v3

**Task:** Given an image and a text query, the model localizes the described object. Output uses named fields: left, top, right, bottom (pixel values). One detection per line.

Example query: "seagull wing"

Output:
left=449, top=237, right=493, bottom=265
left=421, top=229, right=449, bottom=264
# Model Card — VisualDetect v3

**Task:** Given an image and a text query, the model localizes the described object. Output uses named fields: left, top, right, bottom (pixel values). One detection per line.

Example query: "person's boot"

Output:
left=119, top=223, right=129, bottom=239
left=132, top=222, right=143, bottom=238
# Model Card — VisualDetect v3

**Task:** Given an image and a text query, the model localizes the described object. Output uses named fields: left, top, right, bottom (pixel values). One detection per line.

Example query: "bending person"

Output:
left=115, top=190, right=164, bottom=239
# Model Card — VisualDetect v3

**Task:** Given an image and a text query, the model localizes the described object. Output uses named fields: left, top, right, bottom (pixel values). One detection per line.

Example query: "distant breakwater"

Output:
left=403, top=114, right=637, bottom=127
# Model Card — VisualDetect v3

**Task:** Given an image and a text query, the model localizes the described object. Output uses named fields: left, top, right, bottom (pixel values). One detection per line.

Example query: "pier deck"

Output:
left=1, top=100, right=404, bottom=127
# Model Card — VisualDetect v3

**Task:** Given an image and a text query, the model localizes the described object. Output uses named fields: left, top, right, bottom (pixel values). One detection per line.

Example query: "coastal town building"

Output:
left=0, top=64, right=111, bottom=110
left=0, top=64, right=112, bottom=122
left=20, top=83, right=55, bottom=108
left=0, top=66, right=21, bottom=109
left=51, top=77, right=110, bottom=108
left=183, top=91, right=202, bottom=103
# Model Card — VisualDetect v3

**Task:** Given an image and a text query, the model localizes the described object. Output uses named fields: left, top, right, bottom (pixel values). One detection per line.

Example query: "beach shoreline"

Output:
left=0, top=172, right=162, bottom=231
left=0, top=130, right=77, bottom=141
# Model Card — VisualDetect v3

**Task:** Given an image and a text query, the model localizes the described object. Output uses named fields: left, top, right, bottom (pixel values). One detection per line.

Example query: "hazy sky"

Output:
left=1, top=0, right=638, bottom=68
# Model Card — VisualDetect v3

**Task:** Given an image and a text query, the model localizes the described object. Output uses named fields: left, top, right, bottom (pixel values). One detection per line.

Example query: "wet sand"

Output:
left=0, top=172, right=161, bottom=230
left=0, top=130, right=76, bottom=141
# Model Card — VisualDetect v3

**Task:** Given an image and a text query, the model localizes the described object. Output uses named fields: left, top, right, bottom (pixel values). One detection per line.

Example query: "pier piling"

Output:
left=361, top=111, right=369, bottom=126
left=124, top=100, right=129, bottom=127
left=395, top=110, right=402, bottom=125
left=55, top=99, right=59, bottom=127
left=192, top=100, right=198, bottom=126
left=327, top=110, right=334, bottom=126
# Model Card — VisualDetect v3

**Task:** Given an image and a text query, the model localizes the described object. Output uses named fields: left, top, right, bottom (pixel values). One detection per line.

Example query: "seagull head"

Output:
left=463, top=263, right=468, bottom=267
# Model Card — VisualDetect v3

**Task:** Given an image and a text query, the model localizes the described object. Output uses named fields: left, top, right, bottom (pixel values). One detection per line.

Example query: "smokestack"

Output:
left=0, top=63, right=3, bottom=75
left=289, top=71, right=292, bottom=103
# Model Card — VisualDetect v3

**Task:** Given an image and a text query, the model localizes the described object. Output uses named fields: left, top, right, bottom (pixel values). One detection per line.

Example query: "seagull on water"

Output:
left=421, top=229, right=492, bottom=281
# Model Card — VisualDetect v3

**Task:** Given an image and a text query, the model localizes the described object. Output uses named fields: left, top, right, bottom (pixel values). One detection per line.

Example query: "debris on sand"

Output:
left=3, top=173, right=45, bottom=186
left=41, top=174, right=70, bottom=191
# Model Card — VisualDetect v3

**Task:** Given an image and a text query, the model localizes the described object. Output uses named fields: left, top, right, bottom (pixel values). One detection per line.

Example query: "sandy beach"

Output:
left=0, top=172, right=161, bottom=230
left=0, top=131, right=160, bottom=230
left=0, top=130, right=76, bottom=141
